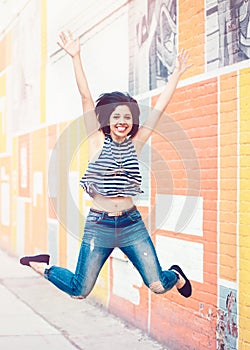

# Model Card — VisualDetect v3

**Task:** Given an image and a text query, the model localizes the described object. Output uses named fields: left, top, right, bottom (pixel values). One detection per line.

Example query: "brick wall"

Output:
left=0, top=1, right=250, bottom=349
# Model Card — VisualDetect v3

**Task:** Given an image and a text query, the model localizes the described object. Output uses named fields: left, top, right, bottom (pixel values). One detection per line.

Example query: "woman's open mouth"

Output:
left=116, top=125, right=127, bottom=133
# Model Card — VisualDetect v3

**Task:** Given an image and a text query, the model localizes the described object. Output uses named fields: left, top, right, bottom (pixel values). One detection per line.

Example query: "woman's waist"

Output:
left=91, top=193, right=134, bottom=213
left=89, top=205, right=137, bottom=219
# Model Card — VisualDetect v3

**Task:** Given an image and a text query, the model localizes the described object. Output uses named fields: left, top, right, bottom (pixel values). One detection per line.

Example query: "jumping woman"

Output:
left=20, top=30, right=192, bottom=299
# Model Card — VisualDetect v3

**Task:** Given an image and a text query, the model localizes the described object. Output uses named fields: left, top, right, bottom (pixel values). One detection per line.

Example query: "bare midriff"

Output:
left=91, top=193, right=134, bottom=212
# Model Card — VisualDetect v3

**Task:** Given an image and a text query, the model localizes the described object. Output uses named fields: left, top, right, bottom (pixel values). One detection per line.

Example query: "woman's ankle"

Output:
left=29, top=262, right=47, bottom=276
left=171, top=269, right=185, bottom=289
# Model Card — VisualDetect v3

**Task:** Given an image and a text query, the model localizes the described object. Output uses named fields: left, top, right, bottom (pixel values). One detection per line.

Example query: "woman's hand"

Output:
left=174, top=49, right=192, bottom=76
left=57, top=30, right=80, bottom=57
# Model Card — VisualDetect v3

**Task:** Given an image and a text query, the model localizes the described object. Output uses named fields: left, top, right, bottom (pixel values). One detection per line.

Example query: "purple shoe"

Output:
left=20, top=254, right=50, bottom=267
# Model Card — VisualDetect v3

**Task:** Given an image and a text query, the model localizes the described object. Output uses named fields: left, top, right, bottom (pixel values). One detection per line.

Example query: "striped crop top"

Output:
left=80, top=135, right=143, bottom=197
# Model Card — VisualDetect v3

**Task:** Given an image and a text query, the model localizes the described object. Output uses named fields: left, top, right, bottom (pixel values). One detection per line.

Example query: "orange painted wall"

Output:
left=178, top=0, right=205, bottom=77
left=219, top=73, right=238, bottom=282
left=149, top=78, right=218, bottom=350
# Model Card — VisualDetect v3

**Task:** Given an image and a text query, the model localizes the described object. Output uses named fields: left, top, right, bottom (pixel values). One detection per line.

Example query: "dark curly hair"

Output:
left=95, top=91, right=140, bottom=138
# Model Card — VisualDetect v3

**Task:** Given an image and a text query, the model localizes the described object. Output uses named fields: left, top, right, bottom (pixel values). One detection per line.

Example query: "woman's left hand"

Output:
left=174, top=49, right=192, bottom=75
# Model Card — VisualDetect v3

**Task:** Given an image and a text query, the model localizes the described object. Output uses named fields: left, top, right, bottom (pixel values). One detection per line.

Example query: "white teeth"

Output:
left=117, top=126, right=126, bottom=132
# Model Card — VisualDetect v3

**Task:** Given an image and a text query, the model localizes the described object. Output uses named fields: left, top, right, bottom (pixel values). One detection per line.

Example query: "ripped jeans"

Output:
left=44, top=207, right=178, bottom=297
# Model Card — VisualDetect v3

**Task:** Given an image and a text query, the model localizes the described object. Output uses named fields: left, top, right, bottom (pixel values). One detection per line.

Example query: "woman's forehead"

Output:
left=112, top=105, right=131, bottom=114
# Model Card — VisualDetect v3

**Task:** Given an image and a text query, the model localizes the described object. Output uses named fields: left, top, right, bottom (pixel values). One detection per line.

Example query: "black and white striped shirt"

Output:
left=80, top=135, right=143, bottom=197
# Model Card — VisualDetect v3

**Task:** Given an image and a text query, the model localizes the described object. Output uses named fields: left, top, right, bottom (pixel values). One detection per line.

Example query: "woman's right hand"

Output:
left=57, top=30, right=80, bottom=57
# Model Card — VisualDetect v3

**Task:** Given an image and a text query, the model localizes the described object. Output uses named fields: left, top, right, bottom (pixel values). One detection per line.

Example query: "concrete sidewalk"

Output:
left=0, top=249, right=167, bottom=350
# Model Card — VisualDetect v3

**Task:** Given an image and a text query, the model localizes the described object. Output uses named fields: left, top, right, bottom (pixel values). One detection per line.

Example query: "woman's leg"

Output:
left=120, top=235, right=179, bottom=294
left=44, top=240, right=113, bottom=297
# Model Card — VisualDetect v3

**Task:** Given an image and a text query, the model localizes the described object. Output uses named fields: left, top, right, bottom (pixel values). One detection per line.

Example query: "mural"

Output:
left=130, top=0, right=177, bottom=94
left=206, top=0, right=250, bottom=69
left=217, top=287, right=238, bottom=350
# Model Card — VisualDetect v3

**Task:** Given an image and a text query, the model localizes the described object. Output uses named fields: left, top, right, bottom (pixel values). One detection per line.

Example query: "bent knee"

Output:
left=70, top=288, right=86, bottom=299
left=70, top=286, right=87, bottom=299
left=149, top=281, right=166, bottom=294
left=71, top=295, right=85, bottom=300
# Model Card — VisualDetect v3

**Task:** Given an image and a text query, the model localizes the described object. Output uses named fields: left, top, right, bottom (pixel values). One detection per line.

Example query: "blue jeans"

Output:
left=44, top=207, right=178, bottom=297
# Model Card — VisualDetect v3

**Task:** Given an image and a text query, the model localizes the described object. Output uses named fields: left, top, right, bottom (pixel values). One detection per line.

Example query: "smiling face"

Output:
left=109, top=105, right=133, bottom=142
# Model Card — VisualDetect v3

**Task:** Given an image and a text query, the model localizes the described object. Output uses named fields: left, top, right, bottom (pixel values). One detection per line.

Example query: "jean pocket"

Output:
left=127, top=210, right=141, bottom=223
left=86, top=213, right=102, bottom=224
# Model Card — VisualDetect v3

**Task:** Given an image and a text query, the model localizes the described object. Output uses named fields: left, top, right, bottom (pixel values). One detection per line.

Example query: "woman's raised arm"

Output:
left=133, top=49, right=191, bottom=153
left=57, top=31, right=100, bottom=137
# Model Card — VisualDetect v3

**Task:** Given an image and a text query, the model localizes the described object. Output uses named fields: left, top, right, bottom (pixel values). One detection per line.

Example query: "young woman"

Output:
left=20, top=30, right=192, bottom=299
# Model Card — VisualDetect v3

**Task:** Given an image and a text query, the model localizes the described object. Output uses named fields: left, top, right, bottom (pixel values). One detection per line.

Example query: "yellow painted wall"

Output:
left=239, top=67, right=250, bottom=349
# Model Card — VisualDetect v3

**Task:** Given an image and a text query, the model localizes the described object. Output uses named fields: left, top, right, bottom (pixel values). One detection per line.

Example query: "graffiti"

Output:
left=217, top=288, right=238, bottom=350
left=136, top=0, right=156, bottom=47
left=149, top=0, right=177, bottom=88
left=239, top=0, right=250, bottom=57
left=130, top=0, right=177, bottom=93
left=207, top=0, right=250, bottom=69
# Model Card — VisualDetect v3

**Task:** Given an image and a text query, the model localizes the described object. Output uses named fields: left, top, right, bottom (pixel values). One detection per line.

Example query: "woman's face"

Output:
left=109, top=105, right=133, bottom=142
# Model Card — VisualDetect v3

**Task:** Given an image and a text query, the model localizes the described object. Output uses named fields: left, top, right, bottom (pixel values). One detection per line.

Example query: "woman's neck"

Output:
left=109, top=134, right=126, bottom=144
